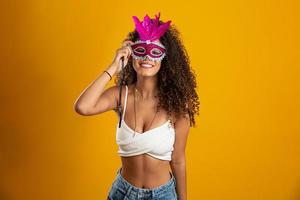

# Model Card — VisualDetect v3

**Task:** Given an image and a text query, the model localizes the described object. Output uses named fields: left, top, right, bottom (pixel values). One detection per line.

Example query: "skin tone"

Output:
left=74, top=40, right=189, bottom=200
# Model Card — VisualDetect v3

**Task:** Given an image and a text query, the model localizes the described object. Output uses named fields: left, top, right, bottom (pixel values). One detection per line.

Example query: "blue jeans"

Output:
left=107, top=167, right=178, bottom=200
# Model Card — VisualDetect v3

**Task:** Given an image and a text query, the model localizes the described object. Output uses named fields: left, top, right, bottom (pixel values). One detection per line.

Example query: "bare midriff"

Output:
left=120, top=154, right=172, bottom=189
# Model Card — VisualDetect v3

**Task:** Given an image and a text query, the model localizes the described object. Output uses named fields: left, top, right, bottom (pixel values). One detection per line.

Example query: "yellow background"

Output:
left=1, top=0, right=300, bottom=199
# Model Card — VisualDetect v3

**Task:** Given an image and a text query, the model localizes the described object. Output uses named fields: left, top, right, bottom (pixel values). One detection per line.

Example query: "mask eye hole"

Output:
left=150, top=48, right=163, bottom=56
left=133, top=46, right=146, bottom=54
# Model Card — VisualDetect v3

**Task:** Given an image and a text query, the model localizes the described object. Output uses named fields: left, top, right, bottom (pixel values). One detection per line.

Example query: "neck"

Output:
left=134, top=76, right=158, bottom=99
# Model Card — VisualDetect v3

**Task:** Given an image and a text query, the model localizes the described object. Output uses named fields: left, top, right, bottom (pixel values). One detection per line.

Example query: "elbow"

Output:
left=74, top=103, right=91, bottom=116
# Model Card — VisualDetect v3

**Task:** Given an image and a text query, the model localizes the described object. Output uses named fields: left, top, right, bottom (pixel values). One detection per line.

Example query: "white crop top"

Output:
left=116, top=85, right=175, bottom=161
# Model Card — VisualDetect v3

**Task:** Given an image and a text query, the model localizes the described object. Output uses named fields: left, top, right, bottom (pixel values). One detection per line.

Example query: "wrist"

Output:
left=105, top=64, right=117, bottom=77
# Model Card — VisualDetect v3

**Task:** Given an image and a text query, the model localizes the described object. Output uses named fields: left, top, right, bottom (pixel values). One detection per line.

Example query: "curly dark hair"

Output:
left=114, top=22, right=200, bottom=127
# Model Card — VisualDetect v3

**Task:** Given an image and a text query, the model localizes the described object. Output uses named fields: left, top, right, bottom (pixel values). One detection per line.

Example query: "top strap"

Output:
left=122, top=85, right=129, bottom=121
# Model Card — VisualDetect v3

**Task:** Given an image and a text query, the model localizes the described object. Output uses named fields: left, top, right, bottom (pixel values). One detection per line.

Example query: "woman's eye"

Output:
left=151, top=48, right=162, bottom=56
left=133, top=47, right=146, bottom=54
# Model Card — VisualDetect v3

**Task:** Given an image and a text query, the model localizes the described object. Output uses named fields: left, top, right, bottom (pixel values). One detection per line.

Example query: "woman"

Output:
left=74, top=12, right=200, bottom=200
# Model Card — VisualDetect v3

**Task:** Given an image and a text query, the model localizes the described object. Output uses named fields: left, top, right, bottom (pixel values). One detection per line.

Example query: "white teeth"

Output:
left=141, top=64, right=153, bottom=68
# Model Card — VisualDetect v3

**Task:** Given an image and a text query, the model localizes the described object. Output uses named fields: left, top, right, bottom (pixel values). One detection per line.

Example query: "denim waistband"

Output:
left=114, top=167, right=176, bottom=197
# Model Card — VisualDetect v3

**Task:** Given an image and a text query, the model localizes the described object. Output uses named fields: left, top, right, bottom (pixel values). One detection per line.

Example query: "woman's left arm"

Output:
left=170, top=113, right=190, bottom=200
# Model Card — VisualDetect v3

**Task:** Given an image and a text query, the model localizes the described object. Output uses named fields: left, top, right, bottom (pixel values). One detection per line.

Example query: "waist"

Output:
left=120, top=156, right=172, bottom=189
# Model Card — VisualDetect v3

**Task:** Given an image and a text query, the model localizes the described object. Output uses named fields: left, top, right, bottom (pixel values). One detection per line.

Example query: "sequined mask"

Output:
left=129, top=40, right=166, bottom=61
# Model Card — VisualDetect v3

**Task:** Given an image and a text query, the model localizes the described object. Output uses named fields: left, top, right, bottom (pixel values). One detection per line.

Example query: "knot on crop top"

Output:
left=116, top=85, right=175, bottom=161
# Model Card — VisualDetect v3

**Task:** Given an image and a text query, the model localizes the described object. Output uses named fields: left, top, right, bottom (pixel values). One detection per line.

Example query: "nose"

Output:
left=143, top=55, right=150, bottom=61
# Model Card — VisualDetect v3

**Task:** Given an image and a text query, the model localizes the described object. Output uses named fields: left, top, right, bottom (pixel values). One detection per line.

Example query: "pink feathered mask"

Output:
left=129, top=12, right=171, bottom=61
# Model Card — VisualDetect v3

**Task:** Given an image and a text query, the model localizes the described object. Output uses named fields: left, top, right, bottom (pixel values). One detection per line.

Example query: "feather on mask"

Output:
left=132, top=12, right=171, bottom=42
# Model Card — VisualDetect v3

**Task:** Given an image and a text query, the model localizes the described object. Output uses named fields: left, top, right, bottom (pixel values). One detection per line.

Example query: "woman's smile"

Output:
left=139, top=61, right=155, bottom=69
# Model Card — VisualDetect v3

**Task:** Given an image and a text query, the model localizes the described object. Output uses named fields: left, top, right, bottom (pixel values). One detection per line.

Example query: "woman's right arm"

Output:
left=73, top=40, right=133, bottom=116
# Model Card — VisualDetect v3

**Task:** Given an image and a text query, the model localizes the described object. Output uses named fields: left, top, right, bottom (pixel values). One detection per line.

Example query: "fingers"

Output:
left=122, top=40, right=134, bottom=47
left=113, top=40, right=134, bottom=71
left=122, top=40, right=134, bottom=57
left=116, top=50, right=128, bottom=61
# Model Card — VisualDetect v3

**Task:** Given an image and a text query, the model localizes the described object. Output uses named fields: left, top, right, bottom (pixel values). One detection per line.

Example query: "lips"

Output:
left=140, top=61, right=154, bottom=68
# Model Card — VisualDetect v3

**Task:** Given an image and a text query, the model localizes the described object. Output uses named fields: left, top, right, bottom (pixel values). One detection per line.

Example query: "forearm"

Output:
left=74, top=64, right=116, bottom=110
left=171, top=160, right=187, bottom=200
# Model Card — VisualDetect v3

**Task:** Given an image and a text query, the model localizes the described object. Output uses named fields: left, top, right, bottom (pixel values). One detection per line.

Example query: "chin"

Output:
left=135, top=69, right=157, bottom=77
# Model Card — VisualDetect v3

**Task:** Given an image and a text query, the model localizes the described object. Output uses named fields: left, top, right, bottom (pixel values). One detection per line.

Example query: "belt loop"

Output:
left=125, top=185, right=133, bottom=198
left=151, top=190, right=155, bottom=199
